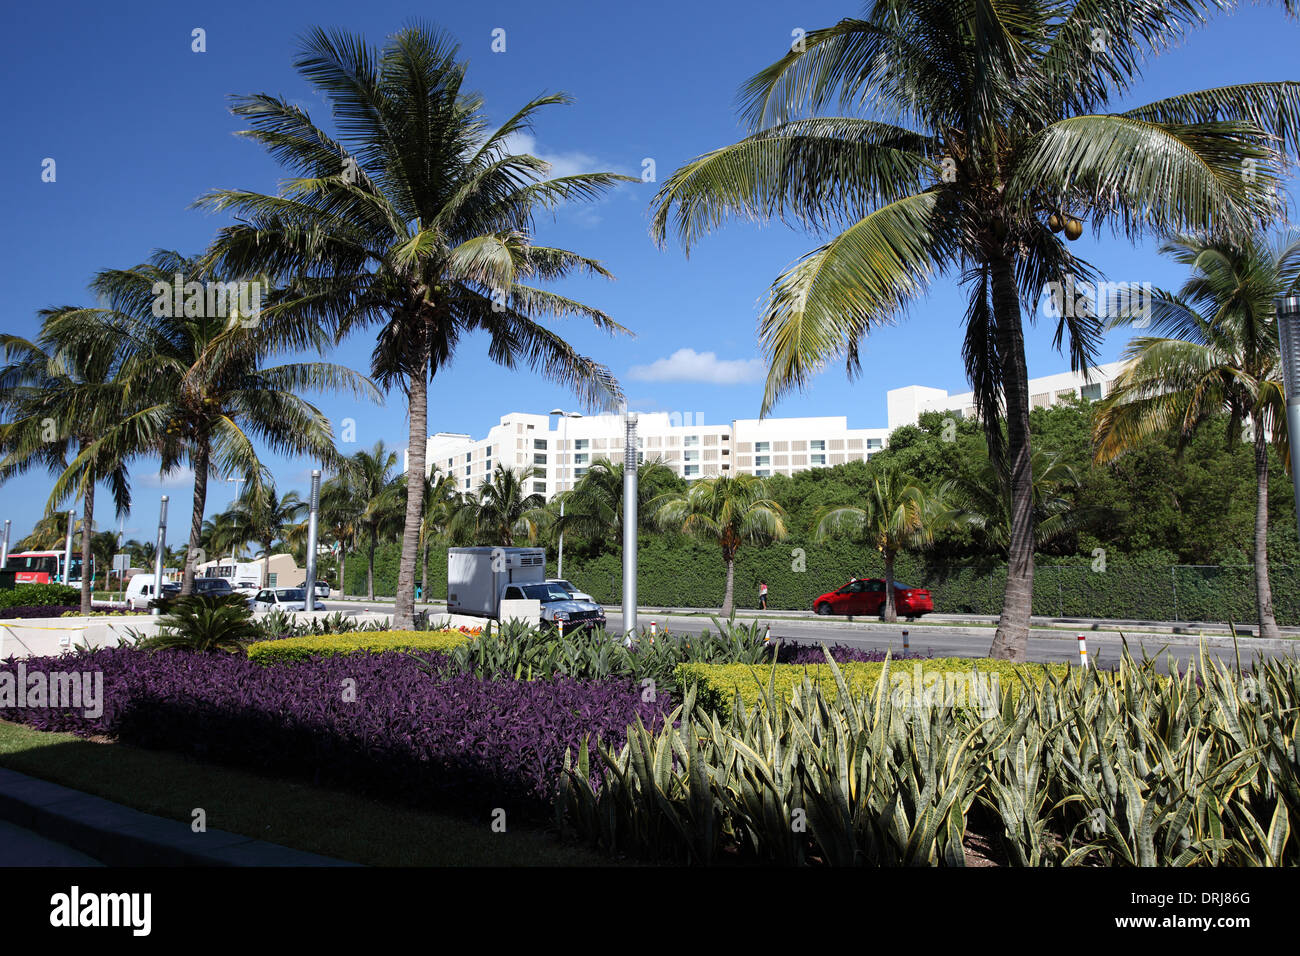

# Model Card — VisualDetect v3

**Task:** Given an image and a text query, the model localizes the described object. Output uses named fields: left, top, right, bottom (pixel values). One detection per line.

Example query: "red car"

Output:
left=813, top=579, right=934, bottom=621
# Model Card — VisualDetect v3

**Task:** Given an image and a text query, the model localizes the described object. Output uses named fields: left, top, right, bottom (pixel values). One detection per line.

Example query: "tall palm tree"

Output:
left=652, top=473, right=788, bottom=616
left=649, top=0, right=1299, bottom=659
left=40, top=250, right=379, bottom=597
left=0, top=331, right=133, bottom=612
left=199, top=24, right=630, bottom=628
left=223, top=484, right=309, bottom=588
left=335, top=442, right=406, bottom=599
left=453, top=465, right=548, bottom=547
left=945, top=447, right=1087, bottom=555
left=814, top=469, right=947, bottom=621
left=1094, top=233, right=1299, bottom=640
left=553, top=456, right=683, bottom=549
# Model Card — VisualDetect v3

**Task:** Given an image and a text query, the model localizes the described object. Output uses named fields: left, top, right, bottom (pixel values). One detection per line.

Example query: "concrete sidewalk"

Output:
left=0, top=768, right=358, bottom=867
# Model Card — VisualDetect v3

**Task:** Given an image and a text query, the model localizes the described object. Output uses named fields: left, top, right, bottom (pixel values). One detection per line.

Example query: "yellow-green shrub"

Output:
left=247, top=629, right=473, bottom=665
left=675, top=657, right=1073, bottom=717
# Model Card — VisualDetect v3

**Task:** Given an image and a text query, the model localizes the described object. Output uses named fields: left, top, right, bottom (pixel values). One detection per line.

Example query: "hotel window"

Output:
left=533, top=481, right=546, bottom=494
left=534, top=438, right=547, bottom=449
left=464, top=478, right=471, bottom=489
left=684, top=464, right=700, bottom=477
left=754, top=441, right=770, bottom=453
left=575, top=453, right=589, bottom=465
left=574, top=438, right=589, bottom=451
left=683, top=450, right=700, bottom=462
left=466, top=452, right=472, bottom=463
left=465, top=466, right=471, bottom=476
left=575, top=467, right=588, bottom=478
left=867, top=438, right=883, bottom=450
left=683, top=435, right=700, bottom=447
left=809, top=440, right=825, bottom=451
left=447, top=458, right=454, bottom=467
left=534, top=453, right=547, bottom=465
left=811, top=454, right=826, bottom=466
left=755, top=469, right=771, bottom=477
left=1081, top=382, right=1102, bottom=401
left=755, top=455, right=771, bottom=467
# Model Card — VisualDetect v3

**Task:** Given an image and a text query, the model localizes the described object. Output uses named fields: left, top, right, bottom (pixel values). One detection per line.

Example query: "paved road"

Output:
left=0, top=820, right=102, bottom=867
left=600, top=611, right=1296, bottom=672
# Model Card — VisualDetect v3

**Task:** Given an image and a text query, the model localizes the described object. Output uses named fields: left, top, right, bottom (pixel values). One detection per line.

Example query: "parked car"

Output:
left=247, top=587, right=326, bottom=612
left=160, top=578, right=235, bottom=600
left=502, top=581, right=605, bottom=633
left=313, top=581, right=331, bottom=599
left=813, top=579, right=934, bottom=621
left=546, top=578, right=596, bottom=604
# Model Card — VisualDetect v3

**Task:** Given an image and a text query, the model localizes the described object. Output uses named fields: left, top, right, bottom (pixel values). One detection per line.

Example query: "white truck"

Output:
left=447, top=547, right=606, bottom=632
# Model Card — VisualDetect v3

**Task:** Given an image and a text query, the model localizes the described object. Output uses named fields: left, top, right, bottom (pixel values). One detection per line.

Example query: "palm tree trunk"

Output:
left=339, top=546, right=347, bottom=599
left=182, top=439, right=209, bottom=596
left=721, top=552, right=736, bottom=617
left=1252, top=417, right=1281, bottom=640
left=882, top=549, right=897, bottom=622
left=421, top=538, right=429, bottom=601
left=262, top=539, right=272, bottom=589
left=367, top=533, right=376, bottom=601
left=394, top=366, right=429, bottom=629
left=80, top=482, right=95, bottom=614
left=987, top=255, right=1035, bottom=662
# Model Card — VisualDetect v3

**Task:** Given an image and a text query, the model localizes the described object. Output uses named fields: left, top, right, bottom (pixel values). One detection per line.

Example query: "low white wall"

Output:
left=0, top=615, right=159, bottom=660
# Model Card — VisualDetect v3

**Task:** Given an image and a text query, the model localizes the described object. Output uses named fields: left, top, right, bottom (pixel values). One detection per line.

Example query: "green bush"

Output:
left=0, top=583, right=80, bottom=609
left=247, top=629, right=474, bottom=665
left=676, top=657, right=1073, bottom=718
left=138, top=594, right=261, bottom=655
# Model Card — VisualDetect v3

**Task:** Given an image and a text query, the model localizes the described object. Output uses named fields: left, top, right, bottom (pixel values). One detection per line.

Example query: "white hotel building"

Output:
left=412, top=362, right=1127, bottom=499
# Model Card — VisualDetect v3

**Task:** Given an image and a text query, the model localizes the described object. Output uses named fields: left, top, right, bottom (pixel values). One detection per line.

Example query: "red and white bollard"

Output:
left=763, top=624, right=772, bottom=645
left=648, top=621, right=656, bottom=644
left=902, top=629, right=910, bottom=651
left=1077, top=634, right=1089, bottom=669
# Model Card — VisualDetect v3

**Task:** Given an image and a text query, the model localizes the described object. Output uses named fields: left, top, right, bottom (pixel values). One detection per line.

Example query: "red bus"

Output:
left=2, top=550, right=92, bottom=585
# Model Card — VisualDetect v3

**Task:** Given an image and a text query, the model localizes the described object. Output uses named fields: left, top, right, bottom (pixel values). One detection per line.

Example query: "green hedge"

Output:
left=676, top=657, right=1074, bottom=718
left=0, top=583, right=80, bottom=609
left=247, top=629, right=475, bottom=665
left=340, top=535, right=1300, bottom=626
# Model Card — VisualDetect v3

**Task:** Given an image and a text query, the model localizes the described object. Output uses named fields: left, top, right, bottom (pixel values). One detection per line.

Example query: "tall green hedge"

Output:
left=342, top=536, right=1299, bottom=626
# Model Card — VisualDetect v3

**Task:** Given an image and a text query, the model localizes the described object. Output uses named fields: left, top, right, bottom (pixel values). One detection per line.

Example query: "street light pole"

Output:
left=1275, top=295, right=1300, bottom=548
left=622, top=411, right=639, bottom=641
left=152, top=495, right=169, bottom=617
left=1, top=519, right=10, bottom=572
left=304, top=469, right=321, bottom=612
left=62, top=510, right=74, bottom=585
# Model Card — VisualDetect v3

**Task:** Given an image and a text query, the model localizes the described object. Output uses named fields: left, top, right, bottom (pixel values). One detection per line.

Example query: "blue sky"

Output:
left=2, top=0, right=1297, bottom=541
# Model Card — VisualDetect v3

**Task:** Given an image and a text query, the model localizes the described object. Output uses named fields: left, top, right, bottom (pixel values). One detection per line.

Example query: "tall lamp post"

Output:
left=0, top=519, right=9, bottom=571
left=622, top=411, right=639, bottom=641
left=1276, top=295, right=1300, bottom=548
left=304, top=469, right=321, bottom=612
left=61, top=510, right=74, bottom=585
left=548, top=408, right=582, bottom=580
left=152, top=495, right=169, bottom=617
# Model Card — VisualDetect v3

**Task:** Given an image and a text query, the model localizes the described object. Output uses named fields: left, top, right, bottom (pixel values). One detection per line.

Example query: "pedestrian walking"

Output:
left=759, top=580, right=768, bottom=610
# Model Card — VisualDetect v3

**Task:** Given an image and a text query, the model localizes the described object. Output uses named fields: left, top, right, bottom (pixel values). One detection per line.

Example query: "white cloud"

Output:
left=627, top=348, right=766, bottom=385
left=137, top=466, right=195, bottom=490
left=502, top=132, right=629, bottom=180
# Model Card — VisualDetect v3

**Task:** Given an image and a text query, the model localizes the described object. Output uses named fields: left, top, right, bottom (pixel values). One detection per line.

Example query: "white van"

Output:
left=124, top=573, right=172, bottom=611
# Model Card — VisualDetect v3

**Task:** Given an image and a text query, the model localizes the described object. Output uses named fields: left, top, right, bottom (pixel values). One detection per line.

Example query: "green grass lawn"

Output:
left=0, top=719, right=615, bottom=866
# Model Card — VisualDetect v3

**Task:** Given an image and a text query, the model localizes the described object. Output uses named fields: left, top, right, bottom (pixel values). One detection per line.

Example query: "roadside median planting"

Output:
left=247, top=628, right=474, bottom=665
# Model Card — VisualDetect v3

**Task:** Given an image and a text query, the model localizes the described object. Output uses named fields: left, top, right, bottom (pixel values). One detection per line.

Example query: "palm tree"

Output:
left=1094, top=233, right=1299, bottom=640
left=945, top=448, right=1087, bottom=555
left=39, top=251, right=379, bottom=597
left=334, top=442, right=406, bottom=599
left=649, top=0, right=1299, bottom=660
left=652, top=473, right=788, bottom=616
left=123, top=538, right=156, bottom=569
left=223, top=483, right=309, bottom=588
left=553, top=456, right=683, bottom=549
left=320, top=471, right=363, bottom=596
left=814, top=469, right=947, bottom=622
left=453, top=465, right=548, bottom=547
left=198, top=24, right=630, bottom=628
left=0, top=330, right=134, bottom=612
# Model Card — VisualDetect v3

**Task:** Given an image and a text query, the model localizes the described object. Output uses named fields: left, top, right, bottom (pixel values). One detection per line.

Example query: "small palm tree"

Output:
left=553, top=456, right=682, bottom=549
left=39, top=251, right=379, bottom=597
left=420, top=470, right=462, bottom=598
left=454, top=466, right=548, bottom=546
left=650, top=0, right=1300, bottom=659
left=223, top=483, right=308, bottom=588
left=652, top=473, right=788, bottom=616
left=199, top=23, right=630, bottom=628
left=1094, top=233, right=1299, bottom=640
left=333, top=442, right=406, bottom=599
left=141, top=593, right=260, bottom=654
left=945, top=448, right=1086, bottom=555
left=0, top=330, right=134, bottom=612
left=814, top=469, right=947, bottom=622
left=320, top=471, right=363, bottom=596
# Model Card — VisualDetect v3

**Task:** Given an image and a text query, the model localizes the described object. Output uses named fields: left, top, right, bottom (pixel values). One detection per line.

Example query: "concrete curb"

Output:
left=0, top=767, right=359, bottom=867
